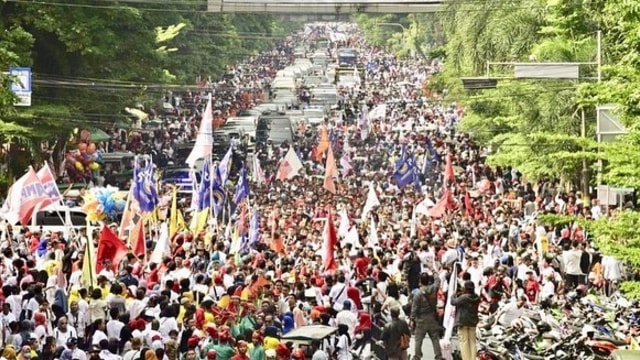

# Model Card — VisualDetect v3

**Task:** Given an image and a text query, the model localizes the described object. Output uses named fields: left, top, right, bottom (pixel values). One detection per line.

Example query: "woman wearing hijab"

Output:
left=281, top=314, right=294, bottom=335
left=334, top=324, right=352, bottom=360
left=262, top=327, right=279, bottom=351
left=33, top=313, right=49, bottom=348
left=1, top=345, right=17, bottom=360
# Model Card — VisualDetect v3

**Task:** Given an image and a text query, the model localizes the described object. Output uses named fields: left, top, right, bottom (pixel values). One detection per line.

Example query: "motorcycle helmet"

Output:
left=536, top=321, right=552, bottom=334
left=582, top=324, right=597, bottom=338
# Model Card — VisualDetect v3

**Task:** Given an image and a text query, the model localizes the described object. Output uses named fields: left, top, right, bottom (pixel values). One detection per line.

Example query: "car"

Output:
left=162, top=167, right=200, bottom=194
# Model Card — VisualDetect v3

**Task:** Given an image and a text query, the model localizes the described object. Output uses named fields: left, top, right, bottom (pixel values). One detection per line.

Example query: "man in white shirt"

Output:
left=563, top=241, right=584, bottom=290
left=335, top=301, right=358, bottom=337
left=98, top=260, right=116, bottom=282
left=328, top=274, right=349, bottom=311
left=53, top=317, right=77, bottom=348
left=495, top=296, right=527, bottom=328
left=106, top=309, right=125, bottom=339
left=0, top=303, right=15, bottom=345
left=65, top=338, right=87, bottom=360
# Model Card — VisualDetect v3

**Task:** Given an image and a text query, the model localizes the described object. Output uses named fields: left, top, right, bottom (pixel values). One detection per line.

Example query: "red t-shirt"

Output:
left=525, top=280, right=540, bottom=303
left=354, top=257, right=368, bottom=278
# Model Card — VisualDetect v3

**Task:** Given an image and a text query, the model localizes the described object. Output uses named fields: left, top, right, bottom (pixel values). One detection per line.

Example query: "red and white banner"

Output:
left=36, top=163, right=62, bottom=202
left=1, top=167, right=58, bottom=225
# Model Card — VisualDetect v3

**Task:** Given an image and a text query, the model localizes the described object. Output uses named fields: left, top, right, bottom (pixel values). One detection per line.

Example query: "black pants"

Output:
left=566, top=274, right=585, bottom=290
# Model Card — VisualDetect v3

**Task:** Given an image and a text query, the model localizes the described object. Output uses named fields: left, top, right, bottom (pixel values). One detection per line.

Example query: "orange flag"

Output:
left=315, top=126, right=330, bottom=161
left=323, top=146, right=338, bottom=194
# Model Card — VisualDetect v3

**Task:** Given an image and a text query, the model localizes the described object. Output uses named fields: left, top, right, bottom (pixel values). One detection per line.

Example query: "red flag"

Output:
left=464, top=191, right=473, bottom=217
left=130, top=218, right=146, bottom=258
left=444, top=153, right=455, bottom=183
left=428, top=189, right=454, bottom=218
left=322, top=215, right=338, bottom=272
left=96, top=225, right=129, bottom=273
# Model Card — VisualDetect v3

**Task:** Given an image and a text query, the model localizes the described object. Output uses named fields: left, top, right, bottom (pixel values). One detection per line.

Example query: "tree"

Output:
left=0, top=0, right=295, bottom=175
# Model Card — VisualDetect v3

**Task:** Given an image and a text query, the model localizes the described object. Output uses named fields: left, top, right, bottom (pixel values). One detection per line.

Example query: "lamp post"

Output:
left=373, top=22, right=406, bottom=44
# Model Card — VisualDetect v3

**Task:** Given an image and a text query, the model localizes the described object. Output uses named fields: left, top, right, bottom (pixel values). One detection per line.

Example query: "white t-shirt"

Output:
left=498, top=302, right=524, bottom=327
left=335, top=334, right=353, bottom=360
left=335, top=310, right=358, bottom=337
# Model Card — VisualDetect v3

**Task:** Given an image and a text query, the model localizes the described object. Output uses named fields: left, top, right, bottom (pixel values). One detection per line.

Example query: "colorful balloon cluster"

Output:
left=82, top=186, right=127, bottom=221
left=65, top=142, right=102, bottom=182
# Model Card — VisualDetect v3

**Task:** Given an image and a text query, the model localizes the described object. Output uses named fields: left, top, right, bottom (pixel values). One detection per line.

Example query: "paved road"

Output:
left=408, top=336, right=458, bottom=360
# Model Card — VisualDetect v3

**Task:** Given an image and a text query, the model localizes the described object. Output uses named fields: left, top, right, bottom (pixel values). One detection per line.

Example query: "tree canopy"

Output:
left=0, top=0, right=298, bottom=183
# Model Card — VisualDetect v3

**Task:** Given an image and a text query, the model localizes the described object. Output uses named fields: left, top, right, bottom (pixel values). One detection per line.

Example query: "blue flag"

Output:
left=218, top=145, right=233, bottom=186
left=133, top=156, right=158, bottom=213
left=210, top=163, right=225, bottom=216
left=248, top=210, right=259, bottom=248
left=233, top=165, right=249, bottom=204
left=394, top=152, right=418, bottom=189
left=197, top=159, right=211, bottom=211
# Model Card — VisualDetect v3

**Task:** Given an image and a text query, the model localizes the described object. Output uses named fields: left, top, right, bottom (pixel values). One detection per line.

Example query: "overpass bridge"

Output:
left=207, top=0, right=443, bottom=14
left=276, top=13, right=353, bottom=22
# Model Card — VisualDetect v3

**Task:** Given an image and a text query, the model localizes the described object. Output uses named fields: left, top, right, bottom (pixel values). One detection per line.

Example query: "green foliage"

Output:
left=355, top=14, right=443, bottom=58
left=588, top=211, right=640, bottom=267
left=536, top=213, right=579, bottom=228
left=600, top=129, right=640, bottom=189
left=0, top=1, right=294, bottom=173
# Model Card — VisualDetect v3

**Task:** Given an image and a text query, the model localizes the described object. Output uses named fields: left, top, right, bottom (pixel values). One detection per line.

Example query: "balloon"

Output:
left=87, top=143, right=96, bottom=154
left=65, top=153, right=76, bottom=164
left=78, top=143, right=87, bottom=152
left=114, top=199, right=126, bottom=212
left=89, top=162, right=100, bottom=171
left=75, top=161, right=84, bottom=171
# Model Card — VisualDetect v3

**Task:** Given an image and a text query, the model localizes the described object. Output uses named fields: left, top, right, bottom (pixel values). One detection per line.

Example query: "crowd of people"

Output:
left=0, top=22, right=629, bottom=360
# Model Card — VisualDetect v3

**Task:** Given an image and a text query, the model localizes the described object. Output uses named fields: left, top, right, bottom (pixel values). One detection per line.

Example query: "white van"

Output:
left=30, top=204, right=88, bottom=237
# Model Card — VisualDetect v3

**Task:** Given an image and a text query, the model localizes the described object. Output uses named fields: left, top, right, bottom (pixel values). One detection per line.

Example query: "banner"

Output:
left=442, top=262, right=459, bottom=342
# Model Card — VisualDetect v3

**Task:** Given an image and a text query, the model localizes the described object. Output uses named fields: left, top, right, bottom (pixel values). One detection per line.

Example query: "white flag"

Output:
left=149, top=222, right=170, bottom=264
left=367, top=217, right=378, bottom=248
left=252, top=154, right=266, bottom=185
left=338, top=209, right=350, bottom=238
left=186, top=95, right=213, bottom=168
left=276, top=147, right=303, bottom=181
left=361, top=183, right=380, bottom=220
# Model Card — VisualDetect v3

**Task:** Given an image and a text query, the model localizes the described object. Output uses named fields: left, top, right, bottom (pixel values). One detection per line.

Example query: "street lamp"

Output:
left=373, top=22, right=406, bottom=45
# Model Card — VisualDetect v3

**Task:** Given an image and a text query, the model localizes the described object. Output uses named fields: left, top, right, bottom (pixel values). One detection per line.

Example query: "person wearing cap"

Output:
left=65, top=338, right=87, bottom=360
left=451, top=281, right=481, bottom=360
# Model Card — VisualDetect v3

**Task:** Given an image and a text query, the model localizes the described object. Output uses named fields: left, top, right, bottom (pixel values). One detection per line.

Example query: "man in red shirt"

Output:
left=484, top=266, right=510, bottom=313
left=354, top=250, right=369, bottom=279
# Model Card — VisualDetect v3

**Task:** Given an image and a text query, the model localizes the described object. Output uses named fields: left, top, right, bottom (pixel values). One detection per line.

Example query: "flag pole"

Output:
left=208, top=94, right=214, bottom=223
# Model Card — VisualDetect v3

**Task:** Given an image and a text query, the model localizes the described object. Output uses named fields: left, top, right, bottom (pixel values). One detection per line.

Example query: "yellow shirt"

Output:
left=43, top=260, right=60, bottom=277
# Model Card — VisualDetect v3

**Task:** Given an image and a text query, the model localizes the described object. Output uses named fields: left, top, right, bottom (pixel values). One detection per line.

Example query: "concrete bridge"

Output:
left=207, top=0, right=443, bottom=14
